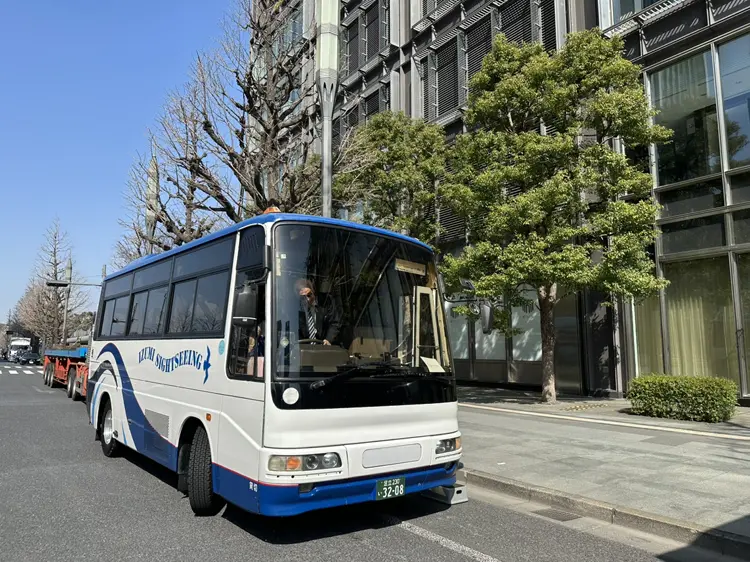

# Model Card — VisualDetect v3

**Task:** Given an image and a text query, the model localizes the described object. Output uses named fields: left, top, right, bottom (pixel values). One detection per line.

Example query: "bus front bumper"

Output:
left=214, top=462, right=459, bottom=517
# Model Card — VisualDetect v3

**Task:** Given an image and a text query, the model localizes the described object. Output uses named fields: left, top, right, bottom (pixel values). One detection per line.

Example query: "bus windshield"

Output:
left=273, top=224, right=453, bottom=403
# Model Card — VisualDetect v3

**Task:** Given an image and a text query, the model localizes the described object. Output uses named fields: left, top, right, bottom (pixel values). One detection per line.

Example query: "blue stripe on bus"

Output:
left=105, top=213, right=432, bottom=281
left=213, top=463, right=458, bottom=517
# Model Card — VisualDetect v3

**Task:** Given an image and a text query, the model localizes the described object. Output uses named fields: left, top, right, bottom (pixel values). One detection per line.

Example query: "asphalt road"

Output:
left=0, top=364, right=736, bottom=562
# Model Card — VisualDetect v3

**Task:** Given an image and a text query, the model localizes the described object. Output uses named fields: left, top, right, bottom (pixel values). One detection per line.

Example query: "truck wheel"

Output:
left=66, top=369, right=75, bottom=398
left=187, top=426, right=225, bottom=516
left=44, top=364, right=53, bottom=387
left=70, top=368, right=80, bottom=402
left=99, top=401, right=119, bottom=458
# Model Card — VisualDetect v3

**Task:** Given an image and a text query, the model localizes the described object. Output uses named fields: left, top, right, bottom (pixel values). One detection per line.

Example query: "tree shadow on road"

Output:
left=221, top=495, right=451, bottom=545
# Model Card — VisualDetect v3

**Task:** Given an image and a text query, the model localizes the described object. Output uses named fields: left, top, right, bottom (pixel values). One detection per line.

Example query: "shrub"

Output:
left=627, top=375, right=737, bottom=423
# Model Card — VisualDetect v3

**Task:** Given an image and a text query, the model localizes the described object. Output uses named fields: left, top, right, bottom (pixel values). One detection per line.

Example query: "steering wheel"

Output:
left=298, top=338, right=328, bottom=345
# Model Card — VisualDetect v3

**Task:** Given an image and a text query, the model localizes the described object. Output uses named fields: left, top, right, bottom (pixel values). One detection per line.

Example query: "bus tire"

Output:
left=187, top=426, right=224, bottom=516
left=99, top=400, right=119, bottom=458
left=66, top=368, right=75, bottom=398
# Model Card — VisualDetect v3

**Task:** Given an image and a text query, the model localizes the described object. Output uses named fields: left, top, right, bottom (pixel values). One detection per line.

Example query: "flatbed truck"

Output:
left=43, top=346, right=89, bottom=401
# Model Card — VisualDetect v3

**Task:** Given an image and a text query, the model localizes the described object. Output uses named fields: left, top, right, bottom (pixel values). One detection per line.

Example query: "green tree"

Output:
left=442, top=30, right=671, bottom=403
left=334, top=111, right=447, bottom=242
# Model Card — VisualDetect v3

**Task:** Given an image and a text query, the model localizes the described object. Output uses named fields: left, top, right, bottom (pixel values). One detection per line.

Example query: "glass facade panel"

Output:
left=661, top=215, right=726, bottom=253
left=614, top=0, right=659, bottom=22
left=633, top=294, right=664, bottom=374
left=734, top=210, right=750, bottom=244
left=718, top=34, right=750, bottom=168
left=512, top=287, right=542, bottom=361
left=445, top=302, right=469, bottom=359
left=663, top=258, right=739, bottom=384
left=475, top=322, right=506, bottom=361
left=738, top=255, right=750, bottom=389
left=658, top=180, right=724, bottom=217
left=730, top=172, right=750, bottom=204
left=651, top=52, right=720, bottom=186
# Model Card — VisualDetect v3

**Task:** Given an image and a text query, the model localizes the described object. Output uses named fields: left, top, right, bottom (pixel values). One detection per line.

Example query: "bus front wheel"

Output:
left=187, top=426, right=225, bottom=516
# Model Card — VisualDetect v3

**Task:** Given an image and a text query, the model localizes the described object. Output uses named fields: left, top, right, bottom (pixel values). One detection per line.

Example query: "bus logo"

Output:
left=138, top=346, right=212, bottom=384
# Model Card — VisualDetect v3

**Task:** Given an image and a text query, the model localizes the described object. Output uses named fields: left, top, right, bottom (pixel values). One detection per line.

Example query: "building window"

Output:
left=718, top=33, right=750, bottom=169
left=663, top=257, right=739, bottom=384
left=364, top=93, right=379, bottom=122
left=344, top=23, right=359, bottom=75
left=614, top=0, right=659, bottom=22
left=365, top=4, right=379, bottom=61
left=731, top=172, right=750, bottom=204
left=634, top=294, right=664, bottom=374
left=467, top=18, right=492, bottom=82
left=651, top=51, right=720, bottom=186
left=501, top=0, right=532, bottom=46
left=738, top=254, right=750, bottom=383
left=734, top=209, right=750, bottom=244
left=436, top=40, right=459, bottom=117
left=658, top=179, right=724, bottom=218
left=661, top=215, right=726, bottom=254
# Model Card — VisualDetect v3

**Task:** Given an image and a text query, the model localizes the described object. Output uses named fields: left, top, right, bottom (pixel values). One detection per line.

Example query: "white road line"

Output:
left=383, top=516, right=502, bottom=562
left=9, top=370, right=18, bottom=375
left=23, top=370, right=33, bottom=374
left=32, top=387, right=54, bottom=394
left=460, top=402, right=750, bottom=442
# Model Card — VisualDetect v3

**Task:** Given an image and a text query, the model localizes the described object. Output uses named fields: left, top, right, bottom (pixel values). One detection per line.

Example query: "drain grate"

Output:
left=534, top=508, right=582, bottom=522
left=561, top=403, right=608, bottom=411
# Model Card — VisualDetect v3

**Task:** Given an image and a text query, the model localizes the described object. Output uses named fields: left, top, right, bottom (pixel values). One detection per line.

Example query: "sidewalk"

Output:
left=457, top=387, right=750, bottom=557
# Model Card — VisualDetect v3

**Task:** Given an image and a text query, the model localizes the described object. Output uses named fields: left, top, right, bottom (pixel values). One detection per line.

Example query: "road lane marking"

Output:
left=460, top=403, right=750, bottom=442
left=23, top=370, right=33, bottom=374
left=33, top=387, right=54, bottom=394
left=9, top=370, right=18, bottom=374
left=383, top=516, right=502, bottom=562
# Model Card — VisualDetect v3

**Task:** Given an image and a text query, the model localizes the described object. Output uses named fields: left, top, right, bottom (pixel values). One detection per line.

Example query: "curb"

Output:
left=460, top=468, right=750, bottom=560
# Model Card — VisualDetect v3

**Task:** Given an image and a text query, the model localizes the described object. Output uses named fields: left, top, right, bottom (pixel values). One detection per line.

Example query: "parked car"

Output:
left=18, top=351, right=41, bottom=365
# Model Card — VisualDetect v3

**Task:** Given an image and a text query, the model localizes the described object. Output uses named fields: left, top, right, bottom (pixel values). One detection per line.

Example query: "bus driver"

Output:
left=295, top=279, right=341, bottom=346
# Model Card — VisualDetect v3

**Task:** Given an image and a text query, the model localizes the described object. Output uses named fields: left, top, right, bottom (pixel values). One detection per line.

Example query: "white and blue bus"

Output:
left=89, top=213, right=461, bottom=516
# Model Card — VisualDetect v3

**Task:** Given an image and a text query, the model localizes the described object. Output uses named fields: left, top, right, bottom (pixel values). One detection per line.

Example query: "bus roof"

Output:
left=105, top=213, right=433, bottom=281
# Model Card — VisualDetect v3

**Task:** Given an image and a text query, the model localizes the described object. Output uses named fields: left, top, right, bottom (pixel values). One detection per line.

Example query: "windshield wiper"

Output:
left=310, top=361, right=451, bottom=391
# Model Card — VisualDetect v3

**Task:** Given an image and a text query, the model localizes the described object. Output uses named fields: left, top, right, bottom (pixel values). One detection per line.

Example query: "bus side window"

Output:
left=228, top=281, right=265, bottom=380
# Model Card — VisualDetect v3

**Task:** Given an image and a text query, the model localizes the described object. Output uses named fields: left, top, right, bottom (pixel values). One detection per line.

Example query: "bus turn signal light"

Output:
left=268, top=453, right=341, bottom=472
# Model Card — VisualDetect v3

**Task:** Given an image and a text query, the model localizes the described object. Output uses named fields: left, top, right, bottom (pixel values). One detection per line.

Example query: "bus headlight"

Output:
left=268, top=453, right=342, bottom=472
left=435, top=437, right=461, bottom=455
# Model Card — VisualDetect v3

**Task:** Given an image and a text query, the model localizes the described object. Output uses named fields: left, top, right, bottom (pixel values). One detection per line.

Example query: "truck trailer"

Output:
left=43, top=346, right=89, bottom=401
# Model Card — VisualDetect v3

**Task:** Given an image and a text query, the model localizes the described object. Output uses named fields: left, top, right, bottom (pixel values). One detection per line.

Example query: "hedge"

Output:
left=627, top=375, right=737, bottom=423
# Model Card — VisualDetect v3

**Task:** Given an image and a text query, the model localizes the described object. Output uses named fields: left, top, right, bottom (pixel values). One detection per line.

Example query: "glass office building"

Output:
left=601, top=0, right=750, bottom=398
left=329, top=0, right=750, bottom=399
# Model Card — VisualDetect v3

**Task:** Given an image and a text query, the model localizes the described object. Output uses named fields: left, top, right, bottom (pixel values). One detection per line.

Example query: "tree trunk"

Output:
left=538, top=284, right=558, bottom=403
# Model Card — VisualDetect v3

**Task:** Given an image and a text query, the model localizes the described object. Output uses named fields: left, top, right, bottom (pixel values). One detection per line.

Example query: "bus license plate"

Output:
left=376, top=477, right=405, bottom=500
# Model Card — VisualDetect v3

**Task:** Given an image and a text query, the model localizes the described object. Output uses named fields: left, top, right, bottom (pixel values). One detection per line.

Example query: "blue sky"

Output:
left=0, top=0, right=229, bottom=317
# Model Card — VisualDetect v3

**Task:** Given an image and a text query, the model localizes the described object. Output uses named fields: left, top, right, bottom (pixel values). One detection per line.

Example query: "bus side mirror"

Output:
left=233, top=283, right=258, bottom=324
left=480, top=302, right=494, bottom=334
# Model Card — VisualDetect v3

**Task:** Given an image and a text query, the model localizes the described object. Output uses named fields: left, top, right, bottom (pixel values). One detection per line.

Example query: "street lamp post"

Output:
left=316, top=0, right=340, bottom=218
left=46, top=270, right=102, bottom=345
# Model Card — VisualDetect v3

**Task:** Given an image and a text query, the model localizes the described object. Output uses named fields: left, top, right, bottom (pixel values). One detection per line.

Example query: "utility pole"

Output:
left=316, top=0, right=340, bottom=217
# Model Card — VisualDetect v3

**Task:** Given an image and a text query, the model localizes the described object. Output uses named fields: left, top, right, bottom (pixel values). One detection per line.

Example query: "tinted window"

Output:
left=128, top=291, right=148, bottom=335
left=191, top=271, right=230, bottom=332
left=143, top=286, right=169, bottom=334
left=173, top=237, right=234, bottom=279
left=168, top=280, right=197, bottom=333
left=104, top=274, right=133, bottom=297
left=237, top=227, right=265, bottom=270
left=99, top=300, right=115, bottom=337
left=133, top=260, right=172, bottom=290
left=110, top=296, right=130, bottom=337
